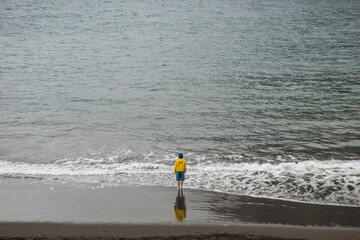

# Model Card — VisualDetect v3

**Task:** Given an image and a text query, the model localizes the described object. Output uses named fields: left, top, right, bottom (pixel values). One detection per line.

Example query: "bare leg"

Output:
left=180, top=181, right=183, bottom=189
left=177, top=181, right=180, bottom=189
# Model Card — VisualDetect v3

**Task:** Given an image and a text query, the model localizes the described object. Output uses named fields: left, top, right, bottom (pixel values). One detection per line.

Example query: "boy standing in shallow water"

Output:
left=174, top=153, right=186, bottom=189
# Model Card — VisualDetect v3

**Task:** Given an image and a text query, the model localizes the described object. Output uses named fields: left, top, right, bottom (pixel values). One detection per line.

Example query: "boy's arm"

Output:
left=184, top=161, right=186, bottom=172
left=174, top=161, right=177, bottom=173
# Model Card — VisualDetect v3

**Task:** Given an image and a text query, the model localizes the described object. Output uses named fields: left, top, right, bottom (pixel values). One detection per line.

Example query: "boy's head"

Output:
left=178, top=153, right=183, bottom=158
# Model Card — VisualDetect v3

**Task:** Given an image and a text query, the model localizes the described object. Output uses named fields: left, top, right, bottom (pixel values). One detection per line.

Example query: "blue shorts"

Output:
left=176, top=171, right=185, bottom=181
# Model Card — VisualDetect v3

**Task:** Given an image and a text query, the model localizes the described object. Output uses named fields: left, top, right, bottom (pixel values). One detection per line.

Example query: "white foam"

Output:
left=0, top=156, right=359, bottom=206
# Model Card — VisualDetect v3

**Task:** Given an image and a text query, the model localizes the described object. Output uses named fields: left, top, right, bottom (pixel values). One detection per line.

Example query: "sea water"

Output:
left=1, top=0, right=359, bottom=206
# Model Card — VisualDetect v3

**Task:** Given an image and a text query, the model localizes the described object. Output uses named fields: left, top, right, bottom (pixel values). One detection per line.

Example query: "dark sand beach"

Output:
left=0, top=179, right=359, bottom=239
left=1, top=222, right=360, bottom=240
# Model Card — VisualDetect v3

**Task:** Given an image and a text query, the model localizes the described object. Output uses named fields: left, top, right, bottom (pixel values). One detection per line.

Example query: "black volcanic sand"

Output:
left=0, top=222, right=359, bottom=240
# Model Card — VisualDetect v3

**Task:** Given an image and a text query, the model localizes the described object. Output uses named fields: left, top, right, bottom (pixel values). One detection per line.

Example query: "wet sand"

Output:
left=0, top=222, right=359, bottom=240
left=0, top=179, right=359, bottom=239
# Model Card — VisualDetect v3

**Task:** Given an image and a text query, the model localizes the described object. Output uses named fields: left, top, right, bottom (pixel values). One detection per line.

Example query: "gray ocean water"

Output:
left=1, top=0, right=360, bottom=206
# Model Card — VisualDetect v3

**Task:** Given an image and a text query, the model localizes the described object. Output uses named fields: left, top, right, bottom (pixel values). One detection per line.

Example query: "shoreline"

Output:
left=0, top=222, right=359, bottom=240
left=193, top=187, right=360, bottom=208
left=0, top=179, right=359, bottom=239
left=1, top=179, right=359, bottom=226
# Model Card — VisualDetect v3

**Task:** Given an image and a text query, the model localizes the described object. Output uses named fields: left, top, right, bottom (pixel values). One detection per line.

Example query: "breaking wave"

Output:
left=0, top=150, right=359, bottom=206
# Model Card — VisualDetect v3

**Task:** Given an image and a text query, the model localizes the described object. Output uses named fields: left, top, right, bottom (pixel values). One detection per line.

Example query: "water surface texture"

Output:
left=1, top=0, right=360, bottom=206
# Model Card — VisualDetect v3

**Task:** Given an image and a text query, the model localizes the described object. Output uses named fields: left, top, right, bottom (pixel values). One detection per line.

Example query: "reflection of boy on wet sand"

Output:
left=174, top=189, right=186, bottom=221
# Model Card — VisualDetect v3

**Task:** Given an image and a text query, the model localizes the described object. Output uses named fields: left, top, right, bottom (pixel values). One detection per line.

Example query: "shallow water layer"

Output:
left=1, top=180, right=359, bottom=226
left=1, top=0, right=360, bottom=206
